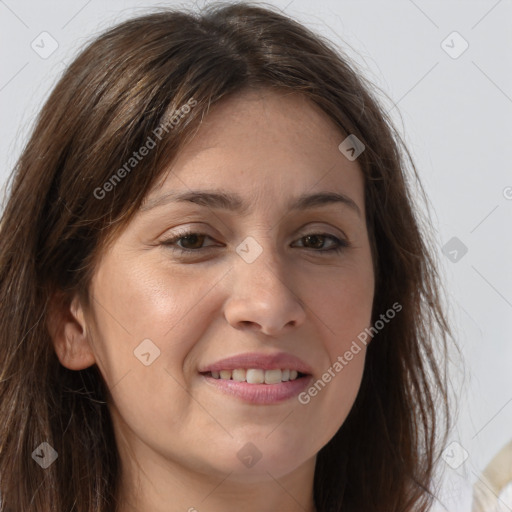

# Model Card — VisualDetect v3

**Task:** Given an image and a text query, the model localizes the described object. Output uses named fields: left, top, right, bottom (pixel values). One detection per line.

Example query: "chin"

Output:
left=216, top=434, right=317, bottom=481
left=222, top=456, right=312, bottom=483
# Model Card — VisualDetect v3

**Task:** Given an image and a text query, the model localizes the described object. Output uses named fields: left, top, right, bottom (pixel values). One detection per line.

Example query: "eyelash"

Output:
left=160, top=229, right=350, bottom=256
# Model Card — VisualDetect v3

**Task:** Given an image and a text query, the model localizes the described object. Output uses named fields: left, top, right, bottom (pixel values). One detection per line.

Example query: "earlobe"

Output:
left=47, top=291, right=96, bottom=370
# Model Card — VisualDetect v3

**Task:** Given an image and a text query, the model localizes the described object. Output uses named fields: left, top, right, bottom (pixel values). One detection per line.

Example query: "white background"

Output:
left=1, top=1, right=511, bottom=510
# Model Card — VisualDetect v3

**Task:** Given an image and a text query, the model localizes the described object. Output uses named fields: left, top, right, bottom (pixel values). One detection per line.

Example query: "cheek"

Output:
left=313, top=258, right=375, bottom=348
left=308, top=351, right=367, bottom=449
left=296, top=255, right=373, bottom=434
left=85, top=256, right=219, bottom=389
left=85, top=257, right=224, bottom=453
left=290, top=324, right=367, bottom=466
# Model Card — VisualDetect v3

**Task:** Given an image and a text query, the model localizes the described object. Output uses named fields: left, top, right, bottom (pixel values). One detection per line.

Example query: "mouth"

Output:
left=201, top=368, right=307, bottom=384
left=199, top=370, right=312, bottom=404
left=198, top=352, right=313, bottom=404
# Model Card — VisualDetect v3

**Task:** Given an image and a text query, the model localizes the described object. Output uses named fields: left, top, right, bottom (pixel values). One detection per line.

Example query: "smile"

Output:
left=206, top=368, right=303, bottom=384
left=200, top=369, right=312, bottom=404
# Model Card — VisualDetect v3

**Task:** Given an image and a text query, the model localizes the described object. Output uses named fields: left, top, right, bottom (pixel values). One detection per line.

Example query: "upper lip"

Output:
left=199, top=351, right=313, bottom=374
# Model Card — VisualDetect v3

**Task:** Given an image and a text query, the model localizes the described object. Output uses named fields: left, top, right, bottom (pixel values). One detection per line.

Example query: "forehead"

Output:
left=145, top=88, right=365, bottom=215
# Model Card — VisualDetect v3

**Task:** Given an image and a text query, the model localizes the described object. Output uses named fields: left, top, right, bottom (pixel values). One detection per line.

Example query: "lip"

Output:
left=201, top=374, right=313, bottom=404
left=198, top=351, right=313, bottom=374
left=198, top=351, right=314, bottom=405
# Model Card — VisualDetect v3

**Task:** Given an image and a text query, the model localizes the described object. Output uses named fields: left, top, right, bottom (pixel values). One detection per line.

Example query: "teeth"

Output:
left=219, top=370, right=231, bottom=380
left=208, top=368, right=302, bottom=383
left=246, top=369, right=265, bottom=384
left=264, top=369, right=282, bottom=384
left=232, top=369, right=246, bottom=382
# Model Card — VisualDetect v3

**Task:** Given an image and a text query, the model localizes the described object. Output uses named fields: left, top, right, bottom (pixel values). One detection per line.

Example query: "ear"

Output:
left=47, top=290, right=96, bottom=370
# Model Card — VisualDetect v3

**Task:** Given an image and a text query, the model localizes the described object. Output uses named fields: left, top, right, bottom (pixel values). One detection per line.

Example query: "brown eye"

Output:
left=302, top=234, right=326, bottom=249
left=177, top=233, right=206, bottom=250
left=293, top=233, right=350, bottom=254
left=160, top=230, right=219, bottom=254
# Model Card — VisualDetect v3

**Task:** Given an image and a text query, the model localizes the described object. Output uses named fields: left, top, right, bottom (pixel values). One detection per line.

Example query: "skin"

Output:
left=50, top=88, right=375, bottom=512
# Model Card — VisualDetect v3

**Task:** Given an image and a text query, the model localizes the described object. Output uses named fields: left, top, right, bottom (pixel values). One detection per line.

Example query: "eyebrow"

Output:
left=140, top=189, right=361, bottom=217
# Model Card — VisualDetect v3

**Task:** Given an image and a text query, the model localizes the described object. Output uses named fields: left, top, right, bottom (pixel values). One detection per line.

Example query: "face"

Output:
left=69, top=88, right=374, bottom=482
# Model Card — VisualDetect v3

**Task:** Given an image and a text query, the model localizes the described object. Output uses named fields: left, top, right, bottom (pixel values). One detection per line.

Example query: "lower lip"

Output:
left=200, top=373, right=313, bottom=404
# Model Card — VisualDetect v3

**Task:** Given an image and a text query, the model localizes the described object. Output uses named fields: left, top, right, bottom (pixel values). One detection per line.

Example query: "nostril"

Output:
left=239, top=320, right=260, bottom=330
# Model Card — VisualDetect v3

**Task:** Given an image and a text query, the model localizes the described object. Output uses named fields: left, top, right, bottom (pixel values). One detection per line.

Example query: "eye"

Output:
left=292, top=233, right=350, bottom=254
left=160, top=229, right=219, bottom=254
left=160, top=229, right=351, bottom=256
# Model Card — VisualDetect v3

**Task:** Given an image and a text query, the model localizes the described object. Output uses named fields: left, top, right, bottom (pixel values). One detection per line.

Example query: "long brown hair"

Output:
left=0, top=3, right=452, bottom=510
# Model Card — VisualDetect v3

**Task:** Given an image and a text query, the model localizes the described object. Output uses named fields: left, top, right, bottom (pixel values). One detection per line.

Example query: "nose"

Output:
left=223, top=244, right=307, bottom=337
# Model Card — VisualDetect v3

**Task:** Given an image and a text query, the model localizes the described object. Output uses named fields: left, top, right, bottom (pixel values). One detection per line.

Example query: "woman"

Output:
left=0, top=3, right=452, bottom=511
